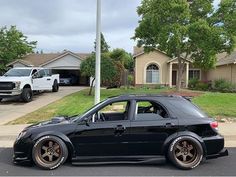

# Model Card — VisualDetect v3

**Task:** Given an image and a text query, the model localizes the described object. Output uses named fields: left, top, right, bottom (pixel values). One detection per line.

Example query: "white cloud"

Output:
left=0, top=0, right=141, bottom=53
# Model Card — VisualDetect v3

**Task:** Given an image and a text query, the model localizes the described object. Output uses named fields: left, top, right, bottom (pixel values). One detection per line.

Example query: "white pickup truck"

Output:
left=0, top=67, right=59, bottom=102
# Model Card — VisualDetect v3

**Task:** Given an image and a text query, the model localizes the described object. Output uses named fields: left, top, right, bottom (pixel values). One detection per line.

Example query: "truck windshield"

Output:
left=4, top=69, right=32, bottom=77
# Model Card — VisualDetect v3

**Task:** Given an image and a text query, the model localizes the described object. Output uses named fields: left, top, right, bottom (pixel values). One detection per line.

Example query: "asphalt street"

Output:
left=0, top=148, right=235, bottom=176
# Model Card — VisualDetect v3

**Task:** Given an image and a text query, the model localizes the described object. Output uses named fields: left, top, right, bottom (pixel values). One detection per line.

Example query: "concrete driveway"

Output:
left=0, top=86, right=86, bottom=125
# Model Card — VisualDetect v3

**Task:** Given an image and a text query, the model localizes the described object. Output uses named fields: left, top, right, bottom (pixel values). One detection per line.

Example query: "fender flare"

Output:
left=32, top=131, right=76, bottom=159
left=161, top=131, right=207, bottom=157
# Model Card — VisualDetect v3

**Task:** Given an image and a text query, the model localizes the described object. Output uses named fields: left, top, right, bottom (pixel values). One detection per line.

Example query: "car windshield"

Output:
left=4, top=68, right=32, bottom=77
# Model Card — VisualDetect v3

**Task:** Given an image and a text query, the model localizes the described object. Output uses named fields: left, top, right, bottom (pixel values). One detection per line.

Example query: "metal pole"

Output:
left=95, top=0, right=101, bottom=104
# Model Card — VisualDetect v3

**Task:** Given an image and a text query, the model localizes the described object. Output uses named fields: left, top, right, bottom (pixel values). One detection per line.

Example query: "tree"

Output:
left=110, top=48, right=134, bottom=71
left=94, top=33, right=110, bottom=53
left=0, top=26, right=37, bottom=73
left=133, top=0, right=236, bottom=91
left=80, top=53, right=117, bottom=95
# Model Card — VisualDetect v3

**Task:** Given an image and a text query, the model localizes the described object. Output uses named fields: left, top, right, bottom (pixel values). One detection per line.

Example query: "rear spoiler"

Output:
left=182, top=96, right=193, bottom=102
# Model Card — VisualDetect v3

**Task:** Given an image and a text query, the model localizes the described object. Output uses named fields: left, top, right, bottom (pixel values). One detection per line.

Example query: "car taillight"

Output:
left=210, top=121, right=218, bottom=130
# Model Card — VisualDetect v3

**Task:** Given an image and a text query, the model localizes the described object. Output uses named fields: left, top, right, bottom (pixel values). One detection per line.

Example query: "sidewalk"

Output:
left=0, top=123, right=235, bottom=148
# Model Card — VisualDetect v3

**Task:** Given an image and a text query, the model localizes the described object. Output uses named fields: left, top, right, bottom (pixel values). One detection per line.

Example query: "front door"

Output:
left=172, top=70, right=177, bottom=86
left=71, top=100, right=132, bottom=156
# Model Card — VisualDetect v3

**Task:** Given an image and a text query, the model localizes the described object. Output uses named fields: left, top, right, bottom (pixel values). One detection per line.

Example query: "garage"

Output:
left=52, top=69, right=89, bottom=86
left=8, top=50, right=90, bottom=86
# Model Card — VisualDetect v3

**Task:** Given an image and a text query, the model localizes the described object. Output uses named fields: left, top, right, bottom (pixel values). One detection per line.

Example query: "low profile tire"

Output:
left=32, top=135, right=68, bottom=170
left=168, top=136, right=203, bottom=170
left=52, top=80, right=59, bottom=92
left=21, top=88, right=33, bottom=102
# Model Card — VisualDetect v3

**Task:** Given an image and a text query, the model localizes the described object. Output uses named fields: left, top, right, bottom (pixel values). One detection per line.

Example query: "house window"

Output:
left=189, top=70, right=200, bottom=80
left=146, top=64, right=159, bottom=83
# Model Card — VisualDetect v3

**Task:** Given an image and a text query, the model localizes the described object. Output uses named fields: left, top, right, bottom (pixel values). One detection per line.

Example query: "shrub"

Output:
left=195, top=82, right=209, bottom=91
left=213, top=79, right=236, bottom=92
left=188, top=78, right=199, bottom=89
left=127, top=74, right=134, bottom=88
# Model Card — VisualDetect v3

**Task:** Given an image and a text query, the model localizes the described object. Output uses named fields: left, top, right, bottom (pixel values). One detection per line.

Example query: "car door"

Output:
left=32, top=69, right=50, bottom=90
left=32, top=69, right=41, bottom=90
left=71, top=100, right=132, bottom=157
left=129, top=99, right=179, bottom=155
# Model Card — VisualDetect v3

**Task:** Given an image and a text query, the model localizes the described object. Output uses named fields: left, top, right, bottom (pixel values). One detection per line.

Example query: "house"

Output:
left=7, top=50, right=91, bottom=86
left=133, top=47, right=236, bottom=87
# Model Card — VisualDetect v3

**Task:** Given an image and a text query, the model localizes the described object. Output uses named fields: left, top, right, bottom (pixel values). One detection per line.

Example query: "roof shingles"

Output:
left=8, top=51, right=90, bottom=67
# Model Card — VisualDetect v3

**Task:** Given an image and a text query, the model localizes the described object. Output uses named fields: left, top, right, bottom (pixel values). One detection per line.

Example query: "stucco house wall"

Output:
left=42, top=54, right=82, bottom=70
left=13, top=62, right=29, bottom=68
left=135, top=51, right=171, bottom=85
left=207, top=64, right=236, bottom=84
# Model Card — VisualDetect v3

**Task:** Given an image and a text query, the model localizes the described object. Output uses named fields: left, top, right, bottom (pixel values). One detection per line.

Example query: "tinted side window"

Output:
left=90, top=101, right=130, bottom=122
left=135, top=100, right=169, bottom=121
left=38, top=70, right=46, bottom=77
left=44, top=69, right=52, bottom=76
left=167, top=99, right=207, bottom=118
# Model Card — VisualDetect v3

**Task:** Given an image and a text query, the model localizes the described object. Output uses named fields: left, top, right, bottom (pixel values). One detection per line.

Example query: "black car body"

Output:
left=13, top=95, right=228, bottom=170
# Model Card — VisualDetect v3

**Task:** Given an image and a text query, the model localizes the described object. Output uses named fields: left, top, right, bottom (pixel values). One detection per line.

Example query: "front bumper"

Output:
left=0, top=89, right=22, bottom=98
left=13, top=138, right=33, bottom=165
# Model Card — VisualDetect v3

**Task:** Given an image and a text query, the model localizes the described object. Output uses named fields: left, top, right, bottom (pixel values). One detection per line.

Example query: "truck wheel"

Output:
left=32, top=135, right=68, bottom=170
left=52, top=80, right=59, bottom=92
left=21, top=88, right=33, bottom=102
left=168, top=136, right=203, bottom=170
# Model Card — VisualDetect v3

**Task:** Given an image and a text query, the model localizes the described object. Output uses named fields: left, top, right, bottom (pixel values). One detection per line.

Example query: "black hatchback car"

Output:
left=13, top=95, right=228, bottom=170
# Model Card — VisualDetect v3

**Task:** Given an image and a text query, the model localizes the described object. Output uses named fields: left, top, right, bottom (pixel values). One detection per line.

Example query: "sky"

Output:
left=0, top=0, right=220, bottom=54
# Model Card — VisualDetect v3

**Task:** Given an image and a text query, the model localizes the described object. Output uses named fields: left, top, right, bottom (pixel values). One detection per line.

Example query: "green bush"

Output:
left=127, top=74, right=134, bottom=88
left=195, top=82, right=209, bottom=91
left=188, top=78, right=199, bottom=89
left=213, top=79, right=236, bottom=92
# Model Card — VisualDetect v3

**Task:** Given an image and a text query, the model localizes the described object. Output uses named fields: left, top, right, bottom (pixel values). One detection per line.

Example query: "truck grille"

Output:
left=0, top=82, right=15, bottom=90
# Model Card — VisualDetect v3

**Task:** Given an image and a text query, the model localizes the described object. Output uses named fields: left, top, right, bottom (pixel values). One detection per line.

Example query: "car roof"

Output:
left=108, top=94, right=190, bottom=101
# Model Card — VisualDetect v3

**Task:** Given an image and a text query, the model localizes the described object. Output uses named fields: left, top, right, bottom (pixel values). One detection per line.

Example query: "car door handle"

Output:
left=165, top=122, right=175, bottom=128
left=114, top=125, right=126, bottom=136
left=115, top=125, right=126, bottom=131
left=47, top=78, right=51, bottom=81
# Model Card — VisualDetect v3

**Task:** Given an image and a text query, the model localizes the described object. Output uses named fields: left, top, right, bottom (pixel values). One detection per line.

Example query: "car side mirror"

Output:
left=83, top=117, right=90, bottom=126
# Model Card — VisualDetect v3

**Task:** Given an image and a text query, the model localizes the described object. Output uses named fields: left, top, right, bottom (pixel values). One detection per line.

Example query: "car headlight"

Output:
left=14, top=81, right=21, bottom=89
left=16, top=130, right=27, bottom=140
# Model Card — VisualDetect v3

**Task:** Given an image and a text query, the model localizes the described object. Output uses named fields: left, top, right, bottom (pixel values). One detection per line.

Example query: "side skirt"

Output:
left=72, top=155, right=166, bottom=165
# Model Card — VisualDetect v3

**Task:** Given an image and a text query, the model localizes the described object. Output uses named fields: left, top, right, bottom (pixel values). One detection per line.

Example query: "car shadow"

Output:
left=0, top=147, right=176, bottom=170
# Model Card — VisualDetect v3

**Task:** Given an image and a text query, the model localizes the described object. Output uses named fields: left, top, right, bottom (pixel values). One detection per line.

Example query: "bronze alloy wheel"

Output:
left=32, top=136, right=68, bottom=170
left=168, top=136, right=203, bottom=169
left=174, top=140, right=197, bottom=165
left=37, top=140, right=62, bottom=165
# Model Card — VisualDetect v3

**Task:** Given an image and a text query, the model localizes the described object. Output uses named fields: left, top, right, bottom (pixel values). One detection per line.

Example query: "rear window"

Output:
left=167, top=99, right=208, bottom=118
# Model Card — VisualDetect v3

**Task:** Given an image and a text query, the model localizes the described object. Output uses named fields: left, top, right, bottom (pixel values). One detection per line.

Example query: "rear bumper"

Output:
left=206, top=149, right=228, bottom=159
left=203, top=134, right=228, bottom=159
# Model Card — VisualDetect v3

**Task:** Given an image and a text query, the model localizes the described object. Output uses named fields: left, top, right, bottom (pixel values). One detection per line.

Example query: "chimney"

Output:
left=133, top=46, right=144, bottom=56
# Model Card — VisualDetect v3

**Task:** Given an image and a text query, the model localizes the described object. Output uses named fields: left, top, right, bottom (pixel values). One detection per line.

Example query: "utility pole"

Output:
left=94, top=0, right=101, bottom=104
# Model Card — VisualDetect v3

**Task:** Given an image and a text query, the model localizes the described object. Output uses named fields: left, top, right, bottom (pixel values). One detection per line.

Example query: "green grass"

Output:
left=9, top=87, right=168, bottom=124
left=193, top=92, right=236, bottom=118
left=8, top=88, right=236, bottom=125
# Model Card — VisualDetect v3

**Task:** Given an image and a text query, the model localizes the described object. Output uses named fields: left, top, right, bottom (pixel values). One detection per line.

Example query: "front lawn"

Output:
left=192, top=92, right=236, bottom=118
left=8, top=88, right=236, bottom=124
left=8, top=88, right=168, bottom=124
